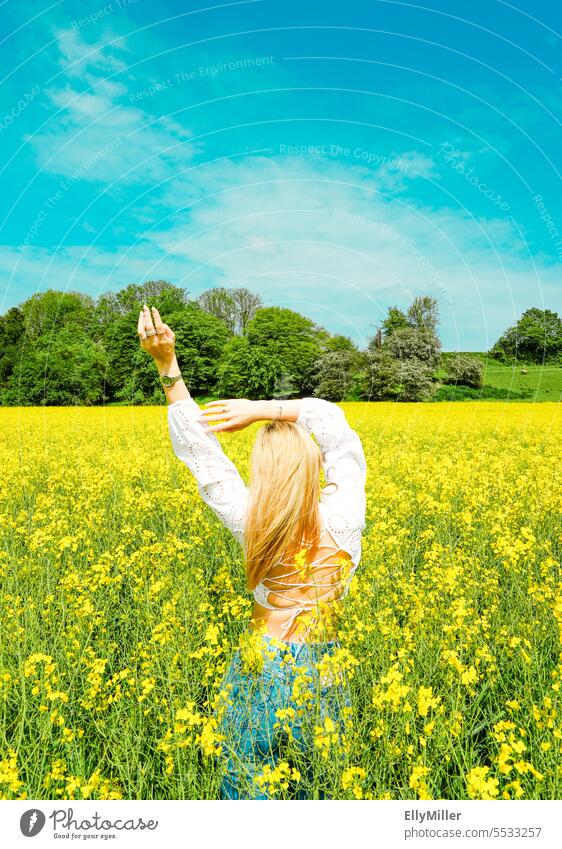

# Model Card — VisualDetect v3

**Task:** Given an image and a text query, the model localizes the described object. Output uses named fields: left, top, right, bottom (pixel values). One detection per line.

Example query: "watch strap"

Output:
left=161, top=372, right=183, bottom=387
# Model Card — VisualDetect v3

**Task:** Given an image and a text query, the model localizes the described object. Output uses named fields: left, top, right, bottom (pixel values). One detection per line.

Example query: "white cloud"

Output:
left=30, top=28, right=196, bottom=185
left=54, top=26, right=128, bottom=79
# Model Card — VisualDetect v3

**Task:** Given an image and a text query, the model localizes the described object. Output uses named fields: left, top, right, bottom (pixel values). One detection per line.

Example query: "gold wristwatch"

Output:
left=160, top=372, right=183, bottom=387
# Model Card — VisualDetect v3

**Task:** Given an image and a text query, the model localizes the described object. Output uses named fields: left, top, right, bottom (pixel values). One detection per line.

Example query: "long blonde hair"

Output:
left=244, top=419, right=323, bottom=591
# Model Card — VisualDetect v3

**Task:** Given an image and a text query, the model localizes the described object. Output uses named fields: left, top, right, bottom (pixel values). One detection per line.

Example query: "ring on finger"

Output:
left=145, top=329, right=157, bottom=337
left=155, top=328, right=166, bottom=335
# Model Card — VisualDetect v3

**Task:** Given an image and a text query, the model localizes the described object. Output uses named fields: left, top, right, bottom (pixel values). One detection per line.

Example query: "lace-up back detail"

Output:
left=252, top=510, right=358, bottom=642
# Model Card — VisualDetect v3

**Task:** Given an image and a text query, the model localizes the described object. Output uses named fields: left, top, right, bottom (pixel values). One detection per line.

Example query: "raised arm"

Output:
left=138, top=305, right=248, bottom=545
left=167, top=397, right=248, bottom=545
left=200, top=395, right=367, bottom=552
left=295, top=398, right=366, bottom=492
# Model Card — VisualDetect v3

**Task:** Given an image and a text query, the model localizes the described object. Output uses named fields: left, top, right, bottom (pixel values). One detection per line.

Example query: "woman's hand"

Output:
left=198, top=398, right=262, bottom=433
left=137, top=304, right=176, bottom=371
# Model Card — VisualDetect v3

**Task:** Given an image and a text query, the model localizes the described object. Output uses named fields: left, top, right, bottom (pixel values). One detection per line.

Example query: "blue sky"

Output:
left=0, top=0, right=560, bottom=350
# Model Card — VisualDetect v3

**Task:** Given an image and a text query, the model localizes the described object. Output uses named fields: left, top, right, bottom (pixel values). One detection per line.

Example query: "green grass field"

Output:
left=482, top=364, right=562, bottom=402
left=438, top=355, right=562, bottom=403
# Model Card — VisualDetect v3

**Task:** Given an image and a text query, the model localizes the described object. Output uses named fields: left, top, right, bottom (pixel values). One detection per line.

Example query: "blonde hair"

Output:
left=244, top=419, right=323, bottom=591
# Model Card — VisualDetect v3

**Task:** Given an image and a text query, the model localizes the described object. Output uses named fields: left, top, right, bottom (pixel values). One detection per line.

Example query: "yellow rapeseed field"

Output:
left=1, top=402, right=561, bottom=800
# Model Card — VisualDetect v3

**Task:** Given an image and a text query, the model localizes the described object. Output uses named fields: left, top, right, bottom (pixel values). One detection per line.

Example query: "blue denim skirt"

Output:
left=214, top=632, right=351, bottom=800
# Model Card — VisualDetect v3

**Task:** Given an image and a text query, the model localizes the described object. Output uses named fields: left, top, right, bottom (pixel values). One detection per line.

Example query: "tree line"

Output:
left=0, top=281, right=560, bottom=405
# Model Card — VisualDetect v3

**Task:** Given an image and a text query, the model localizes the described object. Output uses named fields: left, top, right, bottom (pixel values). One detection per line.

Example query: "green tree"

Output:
left=324, top=334, right=360, bottom=354
left=359, top=349, right=399, bottom=401
left=198, top=287, right=263, bottom=335
left=216, top=336, right=252, bottom=396
left=490, top=308, right=562, bottom=364
left=245, top=307, right=325, bottom=394
left=445, top=354, right=484, bottom=389
left=21, top=290, right=95, bottom=338
left=171, top=305, right=230, bottom=394
left=216, top=336, right=284, bottom=399
left=309, top=351, right=359, bottom=401
left=407, top=295, right=440, bottom=336
left=394, top=359, right=434, bottom=402
left=372, top=296, right=440, bottom=345
left=380, top=306, right=410, bottom=340
left=95, top=282, right=190, bottom=343
left=385, top=326, right=441, bottom=370
left=3, top=325, right=107, bottom=406
left=364, top=296, right=441, bottom=400
left=0, top=307, right=25, bottom=384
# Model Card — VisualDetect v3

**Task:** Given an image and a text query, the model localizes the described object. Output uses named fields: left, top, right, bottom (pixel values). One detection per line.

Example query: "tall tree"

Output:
left=245, top=307, right=325, bottom=394
left=364, top=296, right=441, bottom=399
left=232, top=288, right=263, bottom=334
left=197, top=288, right=237, bottom=334
left=216, top=336, right=283, bottom=399
left=95, top=282, right=189, bottom=341
left=3, top=325, right=107, bottom=406
left=21, top=290, right=95, bottom=338
left=0, top=307, right=25, bottom=383
left=197, top=287, right=263, bottom=335
left=407, top=295, right=440, bottom=336
left=490, top=308, right=562, bottom=363
left=324, top=334, right=360, bottom=354
left=379, top=306, right=410, bottom=341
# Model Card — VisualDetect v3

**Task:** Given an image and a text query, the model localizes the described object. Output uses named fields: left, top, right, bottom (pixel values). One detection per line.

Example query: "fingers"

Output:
left=199, top=410, right=229, bottom=423
left=143, top=303, right=155, bottom=334
left=137, top=310, right=147, bottom=340
left=137, top=304, right=173, bottom=339
left=203, top=422, right=232, bottom=433
left=151, top=306, right=166, bottom=335
left=199, top=400, right=230, bottom=422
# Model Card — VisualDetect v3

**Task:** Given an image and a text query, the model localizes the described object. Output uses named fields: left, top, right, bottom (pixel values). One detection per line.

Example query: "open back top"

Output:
left=167, top=396, right=367, bottom=642
left=251, top=505, right=357, bottom=641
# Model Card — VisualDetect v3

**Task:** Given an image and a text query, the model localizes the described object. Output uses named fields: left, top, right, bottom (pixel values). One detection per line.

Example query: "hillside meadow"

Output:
left=438, top=356, right=562, bottom=402
left=1, top=401, right=561, bottom=800
left=482, top=364, right=562, bottom=402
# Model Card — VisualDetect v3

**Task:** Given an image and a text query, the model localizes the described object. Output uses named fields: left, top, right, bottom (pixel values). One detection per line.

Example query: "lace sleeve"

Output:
left=167, top=397, right=248, bottom=546
left=295, top=397, right=366, bottom=555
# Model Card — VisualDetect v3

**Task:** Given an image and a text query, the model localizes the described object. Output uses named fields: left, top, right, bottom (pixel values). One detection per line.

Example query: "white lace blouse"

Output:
left=167, top=396, right=367, bottom=639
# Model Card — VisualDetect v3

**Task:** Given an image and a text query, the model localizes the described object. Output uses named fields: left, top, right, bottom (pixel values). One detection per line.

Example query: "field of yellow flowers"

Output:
left=1, top=401, right=561, bottom=801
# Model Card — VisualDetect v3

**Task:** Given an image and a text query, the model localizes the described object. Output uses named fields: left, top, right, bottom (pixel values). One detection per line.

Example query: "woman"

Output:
left=138, top=304, right=367, bottom=799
